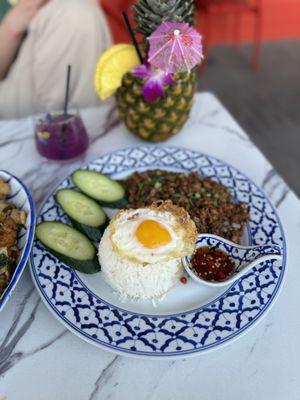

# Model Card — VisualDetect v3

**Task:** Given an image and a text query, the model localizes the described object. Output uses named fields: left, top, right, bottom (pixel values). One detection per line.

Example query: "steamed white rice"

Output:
left=98, top=227, right=182, bottom=300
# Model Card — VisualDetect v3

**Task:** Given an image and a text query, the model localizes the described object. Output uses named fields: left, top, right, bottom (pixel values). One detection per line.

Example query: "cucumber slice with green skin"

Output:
left=98, top=197, right=128, bottom=209
left=36, top=222, right=100, bottom=274
left=55, top=189, right=107, bottom=241
left=46, top=248, right=100, bottom=274
left=69, top=217, right=108, bottom=242
left=72, top=170, right=128, bottom=209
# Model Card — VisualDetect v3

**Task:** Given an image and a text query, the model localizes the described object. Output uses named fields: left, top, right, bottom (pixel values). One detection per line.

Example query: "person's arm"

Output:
left=0, top=0, right=49, bottom=80
left=0, top=22, right=24, bottom=80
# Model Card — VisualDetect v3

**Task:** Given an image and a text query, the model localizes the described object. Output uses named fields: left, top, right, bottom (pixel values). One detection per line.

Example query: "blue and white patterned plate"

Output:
left=0, top=171, right=36, bottom=312
left=30, top=146, right=286, bottom=358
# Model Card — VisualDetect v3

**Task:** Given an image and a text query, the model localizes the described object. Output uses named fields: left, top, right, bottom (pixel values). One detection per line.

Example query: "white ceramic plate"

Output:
left=0, top=171, right=36, bottom=312
left=30, top=146, right=286, bottom=358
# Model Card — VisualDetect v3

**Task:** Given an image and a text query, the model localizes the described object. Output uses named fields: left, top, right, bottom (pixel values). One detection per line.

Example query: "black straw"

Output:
left=64, top=65, right=72, bottom=117
left=122, top=11, right=143, bottom=63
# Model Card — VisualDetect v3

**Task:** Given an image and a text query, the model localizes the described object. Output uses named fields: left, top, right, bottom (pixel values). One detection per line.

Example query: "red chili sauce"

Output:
left=191, top=247, right=236, bottom=282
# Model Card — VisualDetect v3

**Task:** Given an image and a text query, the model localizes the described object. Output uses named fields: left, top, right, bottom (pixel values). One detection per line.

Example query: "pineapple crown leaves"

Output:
left=133, top=0, right=195, bottom=37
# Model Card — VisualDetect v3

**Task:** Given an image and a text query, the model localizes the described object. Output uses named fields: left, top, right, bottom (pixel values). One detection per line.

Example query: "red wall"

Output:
left=195, top=0, right=300, bottom=44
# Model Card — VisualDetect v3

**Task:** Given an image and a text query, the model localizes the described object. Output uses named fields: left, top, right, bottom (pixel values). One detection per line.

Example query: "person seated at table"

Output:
left=0, top=0, right=112, bottom=119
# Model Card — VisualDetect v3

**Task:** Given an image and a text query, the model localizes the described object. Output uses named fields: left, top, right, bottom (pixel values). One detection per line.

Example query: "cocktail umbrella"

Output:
left=148, top=22, right=203, bottom=74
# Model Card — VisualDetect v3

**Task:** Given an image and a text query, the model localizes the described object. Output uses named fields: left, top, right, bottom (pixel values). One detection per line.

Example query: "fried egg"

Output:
left=109, top=201, right=197, bottom=264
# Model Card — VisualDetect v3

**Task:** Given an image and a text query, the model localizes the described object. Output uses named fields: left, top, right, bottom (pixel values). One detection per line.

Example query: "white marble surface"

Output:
left=0, top=92, right=299, bottom=400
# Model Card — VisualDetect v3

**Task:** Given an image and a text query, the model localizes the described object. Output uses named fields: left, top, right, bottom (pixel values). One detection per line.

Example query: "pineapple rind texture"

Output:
left=116, top=70, right=196, bottom=142
left=133, top=0, right=195, bottom=37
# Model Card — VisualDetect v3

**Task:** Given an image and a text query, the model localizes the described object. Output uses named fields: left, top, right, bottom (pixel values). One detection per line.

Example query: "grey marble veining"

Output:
left=261, top=168, right=291, bottom=208
left=0, top=93, right=299, bottom=400
left=88, top=356, right=119, bottom=400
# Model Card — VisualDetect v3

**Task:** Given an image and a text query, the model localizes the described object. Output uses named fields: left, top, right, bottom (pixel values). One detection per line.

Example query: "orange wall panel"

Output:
left=195, top=0, right=300, bottom=44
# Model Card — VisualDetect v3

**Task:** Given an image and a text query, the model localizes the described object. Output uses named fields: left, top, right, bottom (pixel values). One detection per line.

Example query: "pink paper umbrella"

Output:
left=148, top=22, right=204, bottom=74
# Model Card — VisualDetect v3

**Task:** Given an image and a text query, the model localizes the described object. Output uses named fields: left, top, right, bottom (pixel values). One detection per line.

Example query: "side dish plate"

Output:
left=29, top=146, right=286, bottom=358
left=0, top=171, right=36, bottom=312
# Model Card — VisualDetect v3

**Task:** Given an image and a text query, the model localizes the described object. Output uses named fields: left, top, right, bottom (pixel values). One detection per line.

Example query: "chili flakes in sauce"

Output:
left=191, top=247, right=236, bottom=282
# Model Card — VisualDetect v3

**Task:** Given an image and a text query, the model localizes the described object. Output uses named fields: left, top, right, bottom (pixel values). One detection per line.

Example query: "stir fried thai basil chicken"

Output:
left=122, top=170, right=249, bottom=243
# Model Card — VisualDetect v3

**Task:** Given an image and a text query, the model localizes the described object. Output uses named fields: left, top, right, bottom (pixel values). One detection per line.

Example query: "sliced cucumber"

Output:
left=56, top=189, right=106, bottom=227
left=68, top=218, right=108, bottom=243
left=36, top=222, right=100, bottom=274
left=55, top=189, right=107, bottom=242
left=72, top=169, right=128, bottom=209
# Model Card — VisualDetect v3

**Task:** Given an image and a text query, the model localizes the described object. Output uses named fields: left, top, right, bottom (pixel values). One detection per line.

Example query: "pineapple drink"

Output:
left=94, top=0, right=202, bottom=142
left=116, top=70, right=196, bottom=142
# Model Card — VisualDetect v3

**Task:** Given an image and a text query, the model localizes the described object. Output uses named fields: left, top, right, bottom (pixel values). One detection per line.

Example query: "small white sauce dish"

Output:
left=182, top=234, right=283, bottom=288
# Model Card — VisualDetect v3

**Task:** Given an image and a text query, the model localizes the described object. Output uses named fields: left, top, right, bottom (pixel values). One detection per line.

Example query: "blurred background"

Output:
left=196, top=0, right=300, bottom=198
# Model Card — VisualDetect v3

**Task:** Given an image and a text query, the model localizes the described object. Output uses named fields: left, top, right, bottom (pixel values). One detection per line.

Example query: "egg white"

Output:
left=110, top=208, right=192, bottom=264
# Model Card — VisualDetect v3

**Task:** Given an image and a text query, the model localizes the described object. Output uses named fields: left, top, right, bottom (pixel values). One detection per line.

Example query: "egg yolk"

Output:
left=135, top=220, right=172, bottom=248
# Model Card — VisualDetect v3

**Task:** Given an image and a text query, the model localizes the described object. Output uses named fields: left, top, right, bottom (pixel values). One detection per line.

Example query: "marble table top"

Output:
left=0, top=93, right=299, bottom=400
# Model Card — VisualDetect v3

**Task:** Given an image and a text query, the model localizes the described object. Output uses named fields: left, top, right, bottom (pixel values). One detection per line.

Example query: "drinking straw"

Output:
left=64, top=65, right=72, bottom=117
left=122, top=11, right=143, bottom=64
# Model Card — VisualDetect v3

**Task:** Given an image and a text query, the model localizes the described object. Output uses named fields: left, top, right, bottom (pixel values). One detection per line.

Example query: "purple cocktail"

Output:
left=35, top=112, right=89, bottom=161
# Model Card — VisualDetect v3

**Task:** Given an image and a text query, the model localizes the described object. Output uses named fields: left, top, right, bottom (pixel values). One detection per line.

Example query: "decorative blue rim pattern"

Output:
left=30, top=146, right=286, bottom=358
left=0, top=171, right=36, bottom=312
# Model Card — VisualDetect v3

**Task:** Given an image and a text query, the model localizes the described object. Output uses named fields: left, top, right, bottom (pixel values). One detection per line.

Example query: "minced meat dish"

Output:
left=121, top=170, right=249, bottom=243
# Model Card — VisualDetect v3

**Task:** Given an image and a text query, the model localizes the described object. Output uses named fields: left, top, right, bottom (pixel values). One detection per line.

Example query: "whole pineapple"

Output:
left=116, top=0, right=197, bottom=142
